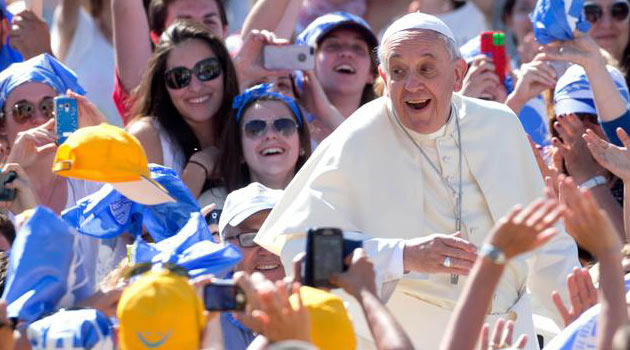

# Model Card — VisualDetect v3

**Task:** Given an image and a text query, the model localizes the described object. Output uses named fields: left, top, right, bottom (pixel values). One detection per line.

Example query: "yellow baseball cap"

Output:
left=52, top=123, right=175, bottom=205
left=117, top=270, right=205, bottom=350
left=290, top=286, right=356, bottom=350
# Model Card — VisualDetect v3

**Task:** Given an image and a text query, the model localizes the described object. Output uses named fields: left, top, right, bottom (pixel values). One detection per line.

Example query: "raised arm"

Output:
left=440, top=197, right=564, bottom=350
left=112, top=0, right=153, bottom=92
left=240, top=0, right=302, bottom=40
left=51, top=0, right=81, bottom=61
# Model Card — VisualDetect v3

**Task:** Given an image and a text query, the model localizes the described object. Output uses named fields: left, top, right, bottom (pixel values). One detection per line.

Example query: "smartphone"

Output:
left=203, top=279, right=247, bottom=311
left=263, top=45, right=315, bottom=71
left=480, top=31, right=507, bottom=84
left=304, top=227, right=344, bottom=288
left=54, top=96, right=78, bottom=145
left=0, top=171, right=17, bottom=201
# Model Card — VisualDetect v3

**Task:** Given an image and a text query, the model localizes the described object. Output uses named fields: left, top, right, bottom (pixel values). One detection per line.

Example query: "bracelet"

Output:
left=480, top=244, right=507, bottom=265
left=578, top=175, right=607, bottom=191
left=188, top=159, right=208, bottom=179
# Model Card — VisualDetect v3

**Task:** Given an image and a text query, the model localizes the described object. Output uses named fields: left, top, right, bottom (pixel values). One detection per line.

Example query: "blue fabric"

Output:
left=519, top=96, right=551, bottom=146
left=1, top=207, right=91, bottom=323
left=296, top=11, right=377, bottom=48
left=0, top=0, right=23, bottom=72
left=530, top=0, right=591, bottom=44
left=0, top=53, right=85, bottom=111
left=233, top=83, right=304, bottom=125
left=131, top=212, right=242, bottom=278
left=601, top=110, right=630, bottom=147
left=62, top=164, right=201, bottom=242
left=27, top=309, right=114, bottom=350
left=221, top=313, right=256, bottom=349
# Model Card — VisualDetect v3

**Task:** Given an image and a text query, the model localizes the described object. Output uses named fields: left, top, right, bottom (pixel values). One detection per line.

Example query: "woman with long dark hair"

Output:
left=128, top=20, right=239, bottom=197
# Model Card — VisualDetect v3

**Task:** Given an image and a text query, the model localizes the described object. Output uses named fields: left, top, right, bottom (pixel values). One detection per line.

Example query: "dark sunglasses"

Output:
left=225, top=232, right=258, bottom=248
left=243, top=118, right=298, bottom=138
left=3, top=97, right=54, bottom=124
left=584, top=1, right=630, bottom=23
left=164, top=57, right=222, bottom=89
left=122, top=262, right=189, bottom=280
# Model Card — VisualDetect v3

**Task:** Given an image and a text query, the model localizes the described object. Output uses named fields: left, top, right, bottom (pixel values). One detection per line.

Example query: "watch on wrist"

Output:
left=578, top=175, right=607, bottom=191
left=480, top=244, right=507, bottom=265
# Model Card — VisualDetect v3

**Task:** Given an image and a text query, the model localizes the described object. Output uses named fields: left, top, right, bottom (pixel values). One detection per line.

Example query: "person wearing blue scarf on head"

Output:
left=0, top=0, right=23, bottom=73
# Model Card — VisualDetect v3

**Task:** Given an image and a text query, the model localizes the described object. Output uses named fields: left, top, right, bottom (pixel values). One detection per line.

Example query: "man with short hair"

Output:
left=256, top=12, right=579, bottom=349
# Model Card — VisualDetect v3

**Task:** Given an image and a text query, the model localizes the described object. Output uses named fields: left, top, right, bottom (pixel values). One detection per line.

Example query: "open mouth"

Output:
left=256, top=263, right=281, bottom=271
left=186, top=95, right=210, bottom=104
left=260, top=147, right=285, bottom=156
left=405, top=99, right=431, bottom=111
left=334, top=64, right=356, bottom=74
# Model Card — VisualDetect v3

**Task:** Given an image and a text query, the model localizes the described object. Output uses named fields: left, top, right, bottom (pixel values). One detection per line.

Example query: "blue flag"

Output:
left=531, top=0, right=591, bottom=44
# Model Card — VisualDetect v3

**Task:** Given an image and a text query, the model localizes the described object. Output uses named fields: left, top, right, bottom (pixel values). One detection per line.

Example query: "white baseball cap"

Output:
left=218, top=183, right=283, bottom=237
left=381, top=12, right=455, bottom=46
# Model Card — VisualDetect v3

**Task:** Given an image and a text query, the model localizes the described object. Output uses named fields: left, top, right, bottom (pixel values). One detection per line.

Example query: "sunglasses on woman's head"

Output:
left=243, top=118, right=298, bottom=138
left=164, top=57, right=222, bottom=90
left=3, top=97, right=55, bottom=124
left=584, top=1, right=630, bottom=23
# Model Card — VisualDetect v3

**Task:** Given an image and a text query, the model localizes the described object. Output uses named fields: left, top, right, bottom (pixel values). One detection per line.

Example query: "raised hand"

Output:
left=461, top=55, right=506, bottom=102
left=480, top=319, right=528, bottom=350
left=6, top=118, right=57, bottom=168
left=552, top=267, right=598, bottom=327
left=329, top=248, right=377, bottom=299
left=583, top=127, right=630, bottom=182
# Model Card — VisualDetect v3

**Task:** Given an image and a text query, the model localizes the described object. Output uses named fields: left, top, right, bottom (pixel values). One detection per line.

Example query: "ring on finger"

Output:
left=443, top=256, right=452, bottom=268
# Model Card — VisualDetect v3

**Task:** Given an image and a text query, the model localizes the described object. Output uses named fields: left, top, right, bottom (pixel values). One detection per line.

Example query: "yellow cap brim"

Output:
left=112, top=175, right=176, bottom=205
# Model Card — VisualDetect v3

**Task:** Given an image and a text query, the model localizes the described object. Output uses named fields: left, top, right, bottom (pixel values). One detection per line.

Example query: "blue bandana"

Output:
left=233, top=83, right=304, bottom=125
left=62, top=164, right=201, bottom=242
left=0, top=0, right=23, bottom=72
left=530, top=0, right=591, bottom=44
left=1, top=207, right=92, bottom=323
left=27, top=309, right=114, bottom=350
left=0, top=53, right=85, bottom=111
left=131, top=212, right=242, bottom=278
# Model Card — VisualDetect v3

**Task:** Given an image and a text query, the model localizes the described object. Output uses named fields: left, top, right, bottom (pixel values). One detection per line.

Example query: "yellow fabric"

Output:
left=53, top=123, right=150, bottom=182
left=289, top=286, right=356, bottom=350
left=117, top=270, right=205, bottom=350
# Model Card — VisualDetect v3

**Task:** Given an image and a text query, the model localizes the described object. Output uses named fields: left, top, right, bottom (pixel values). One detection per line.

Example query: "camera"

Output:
left=263, top=45, right=315, bottom=71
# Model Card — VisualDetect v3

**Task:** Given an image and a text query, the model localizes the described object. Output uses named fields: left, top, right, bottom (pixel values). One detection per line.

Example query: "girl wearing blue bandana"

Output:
left=200, top=84, right=311, bottom=208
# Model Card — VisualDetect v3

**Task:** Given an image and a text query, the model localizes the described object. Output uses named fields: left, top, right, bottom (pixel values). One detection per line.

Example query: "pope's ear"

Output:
left=453, top=59, right=467, bottom=92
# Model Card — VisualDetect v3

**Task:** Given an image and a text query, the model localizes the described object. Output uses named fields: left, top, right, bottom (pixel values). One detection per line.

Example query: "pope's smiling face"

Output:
left=379, top=30, right=466, bottom=134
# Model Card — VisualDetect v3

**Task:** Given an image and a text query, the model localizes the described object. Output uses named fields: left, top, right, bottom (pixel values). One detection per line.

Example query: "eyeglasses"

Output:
left=243, top=118, right=298, bottom=138
left=122, top=262, right=189, bottom=280
left=584, top=1, right=630, bottom=23
left=4, top=97, right=54, bottom=124
left=226, top=232, right=258, bottom=248
left=164, top=57, right=222, bottom=89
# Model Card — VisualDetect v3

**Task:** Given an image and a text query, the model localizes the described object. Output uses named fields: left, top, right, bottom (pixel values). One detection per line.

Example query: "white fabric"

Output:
left=151, top=120, right=187, bottom=176
left=255, top=95, right=580, bottom=349
left=381, top=12, right=456, bottom=45
left=51, top=8, right=122, bottom=126
left=437, top=2, right=489, bottom=46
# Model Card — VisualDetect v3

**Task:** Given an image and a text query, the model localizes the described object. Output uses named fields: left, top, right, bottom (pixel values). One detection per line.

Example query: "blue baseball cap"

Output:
left=554, top=64, right=630, bottom=116
left=296, top=11, right=378, bottom=49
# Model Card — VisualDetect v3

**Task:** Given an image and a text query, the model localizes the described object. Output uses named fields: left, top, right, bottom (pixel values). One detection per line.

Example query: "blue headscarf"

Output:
left=0, top=53, right=85, bottom=111
left=233, top=83, right=304, bottom=125
left=131, top=212, right=242, bottom=278
left=1, top=206, right=92, bottom=323
left=530, top=0, right=591, bottom=44
left=62, top=164, right=201, bottom=242
left=0, top=0, right=23, bottom=72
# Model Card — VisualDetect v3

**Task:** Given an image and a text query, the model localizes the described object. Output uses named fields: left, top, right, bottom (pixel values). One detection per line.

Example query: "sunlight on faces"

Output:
left=164, top=0, right=227, bottom=39
left=587, top=0, right=630, bottom=60
left=240, top=100, right=300, bottom=186
left=223, top=210, right=285, bottom=282
left=315, top=28, right=374, bottom=96
left=166, top=39, right=224, bottom=127
left=3, top=82, right=56, bottom=146
left=379, top=30, right=466, bottom=134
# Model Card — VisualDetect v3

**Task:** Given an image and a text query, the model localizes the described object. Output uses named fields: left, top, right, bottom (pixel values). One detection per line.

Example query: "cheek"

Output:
left=241, top=135, right=259, bottom=161
left=238, top=247, right=258, bottom=270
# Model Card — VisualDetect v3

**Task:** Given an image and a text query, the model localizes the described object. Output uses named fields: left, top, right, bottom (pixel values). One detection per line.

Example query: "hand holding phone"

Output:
left=0, top=171, right=17, bottom=201
left=54, top=96, right=78, bottom=145
left=303, top=228, right=344, bottom=288
left=480, top=32, right=507, bottom=83
left=203, top=279, right=247, bottom=311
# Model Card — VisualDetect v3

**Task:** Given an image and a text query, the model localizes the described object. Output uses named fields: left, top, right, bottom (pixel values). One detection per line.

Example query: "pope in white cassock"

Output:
left=255, top=13, right=580, bottom=349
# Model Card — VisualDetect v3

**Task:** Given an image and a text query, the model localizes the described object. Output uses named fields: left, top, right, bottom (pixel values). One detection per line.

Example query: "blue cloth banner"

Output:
left=531, top=0, right=591, bottom=44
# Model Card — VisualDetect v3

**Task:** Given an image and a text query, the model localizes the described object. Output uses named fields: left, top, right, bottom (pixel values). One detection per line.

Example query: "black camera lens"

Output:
left=298, top=53, right=306, bottom=62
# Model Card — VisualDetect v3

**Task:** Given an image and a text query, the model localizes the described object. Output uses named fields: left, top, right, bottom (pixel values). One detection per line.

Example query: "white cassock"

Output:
left=255, top=94, right=579, bottom=349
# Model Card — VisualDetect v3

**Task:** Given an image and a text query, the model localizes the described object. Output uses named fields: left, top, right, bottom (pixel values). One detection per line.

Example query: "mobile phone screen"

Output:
left=313, top=234, right=343, bottom=283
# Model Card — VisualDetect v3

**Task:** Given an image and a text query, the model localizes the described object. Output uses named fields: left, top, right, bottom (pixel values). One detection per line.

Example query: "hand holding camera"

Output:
left=0, top=163, right=38, bottom=215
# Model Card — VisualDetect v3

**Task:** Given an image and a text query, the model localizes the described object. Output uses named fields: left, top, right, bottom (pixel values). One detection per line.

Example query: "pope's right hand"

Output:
left=403, top=232, right=477, bottom=275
